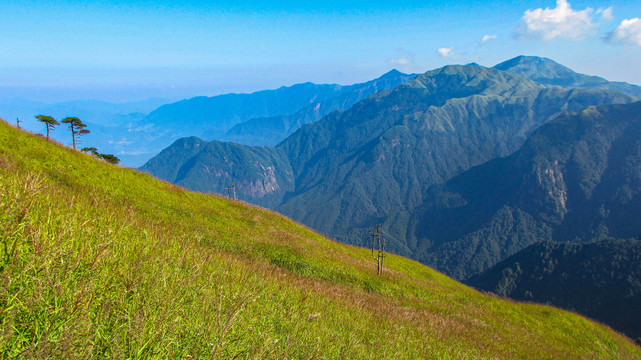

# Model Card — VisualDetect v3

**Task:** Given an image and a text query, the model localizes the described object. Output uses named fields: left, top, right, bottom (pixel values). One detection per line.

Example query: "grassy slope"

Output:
left=0, top=119, right=639, bottom=359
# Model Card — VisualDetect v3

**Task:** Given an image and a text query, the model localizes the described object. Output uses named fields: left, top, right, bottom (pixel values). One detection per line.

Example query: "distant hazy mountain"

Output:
left=467, top=239, right=641, bottom=339
left=0, top=97, right=170, bottom=127
left=218, top=70, right=417, bottom=146
left=130, top=70, right=416, bottom=165
left=495, top=56, right=641, bottom=97
left=386, top=101, right=641, bottom=279
left=1, top=72, right=415, bottom=167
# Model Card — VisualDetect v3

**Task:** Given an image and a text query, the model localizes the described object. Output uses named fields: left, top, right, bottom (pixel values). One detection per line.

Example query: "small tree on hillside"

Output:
left=35, top=115, right=60, bottom=140
left=99, top=154, right=120, bottom=165
left=81, top=147, right=99, bottom=156
left=81, top=147, right=120, bottom=165
left=61, top=117, right=90, bottom=149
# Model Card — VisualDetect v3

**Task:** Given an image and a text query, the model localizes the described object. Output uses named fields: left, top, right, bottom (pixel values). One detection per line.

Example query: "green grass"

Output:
left=1, top=119, right=640, bottom=359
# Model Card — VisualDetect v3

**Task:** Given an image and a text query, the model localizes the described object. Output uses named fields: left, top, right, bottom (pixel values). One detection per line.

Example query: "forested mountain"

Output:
left=139, top=137, right=294, bottom=208
left=384, top=101, right=641, bottom=279
left=467, top=239, right=641, bottom=340
left=495, top=56, right=641, bottom=97
left=276, top=64, right=634, bottom=245
left=218, top=70, right=417, bottom=146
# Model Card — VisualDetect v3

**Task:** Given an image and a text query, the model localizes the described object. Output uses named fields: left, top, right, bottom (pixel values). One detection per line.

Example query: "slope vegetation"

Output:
left=1, top=120, right=640, bottom=358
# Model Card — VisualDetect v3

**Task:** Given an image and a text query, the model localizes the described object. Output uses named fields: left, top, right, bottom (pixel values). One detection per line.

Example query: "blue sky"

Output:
left=1, top=0, right=640, bottom=102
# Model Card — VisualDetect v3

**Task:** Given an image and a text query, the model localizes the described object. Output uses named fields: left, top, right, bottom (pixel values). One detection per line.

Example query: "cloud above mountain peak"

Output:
left=517, top=0, right=597, bottom=41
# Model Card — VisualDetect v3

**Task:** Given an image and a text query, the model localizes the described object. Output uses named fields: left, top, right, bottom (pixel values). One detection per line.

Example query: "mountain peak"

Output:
left=494, top=55, right=571, bottom=74
left=377, top=69, right=407, bottom=79
left=493, top=55, right=617, bottom=90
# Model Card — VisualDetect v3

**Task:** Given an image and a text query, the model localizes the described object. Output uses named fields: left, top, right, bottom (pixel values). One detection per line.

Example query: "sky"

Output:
left=1, top=0, right=640, bottom=103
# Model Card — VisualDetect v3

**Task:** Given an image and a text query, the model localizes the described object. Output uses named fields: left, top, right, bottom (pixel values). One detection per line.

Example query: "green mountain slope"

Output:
left=388, top=101, right=641, bottom=279
left=2, top=120, right=640, bottom=358
left=276, top=64, right=635, bottom=244
left=140, top=138, right=294, bottom=208
left=467, top=239, right=641, bottom=340
left=494, top=55, right=641, bottom=97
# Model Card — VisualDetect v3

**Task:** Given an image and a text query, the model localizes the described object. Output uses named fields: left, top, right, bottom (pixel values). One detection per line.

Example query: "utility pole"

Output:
left=225, top=182, right=237, bottom=199
left=370, top=224, right=385, bottom=275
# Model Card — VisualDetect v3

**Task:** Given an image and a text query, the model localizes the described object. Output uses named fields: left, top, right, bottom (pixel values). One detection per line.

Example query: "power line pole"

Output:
left=370, top=224, right=385, bottom=275
left=225, top=182, right=237, bottom=199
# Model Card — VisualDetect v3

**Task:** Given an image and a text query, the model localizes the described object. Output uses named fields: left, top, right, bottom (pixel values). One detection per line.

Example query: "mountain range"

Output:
left=141, top=57, right=638, bottom=268
left=218, top=69, right=417, bottom=146
left=139, top=58, right=641, bottom=336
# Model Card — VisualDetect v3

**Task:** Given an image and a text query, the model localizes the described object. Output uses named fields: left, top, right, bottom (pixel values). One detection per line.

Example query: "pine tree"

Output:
left=35, top=115, right=60, bottom=140
left=61, top=117, right=90, bottom=149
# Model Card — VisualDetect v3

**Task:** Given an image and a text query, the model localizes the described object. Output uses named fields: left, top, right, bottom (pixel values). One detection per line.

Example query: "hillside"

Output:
left=467, top=239, right=641, bottom=340
left=385, top=101, right=641, bottom=280
left=2, top=120, right=640, bottom=358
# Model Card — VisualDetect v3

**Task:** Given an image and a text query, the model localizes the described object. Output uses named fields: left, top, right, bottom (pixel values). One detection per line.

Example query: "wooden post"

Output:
left=16, top=118, right=21, bottom=129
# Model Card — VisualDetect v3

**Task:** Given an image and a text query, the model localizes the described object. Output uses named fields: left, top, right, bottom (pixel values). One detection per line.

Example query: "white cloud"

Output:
left=437, top=47, right=453, bottom=57
left=606, top=18, right=641, bottom=46
left=518, top=0, right=596, bottom=40
left=389, top=57, right=412, bottom=66
left=480, top=34, right=498, bottom=44
left=597, top=7, right=613, bottom=22
left=387, top=49, right=415, bottom=71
